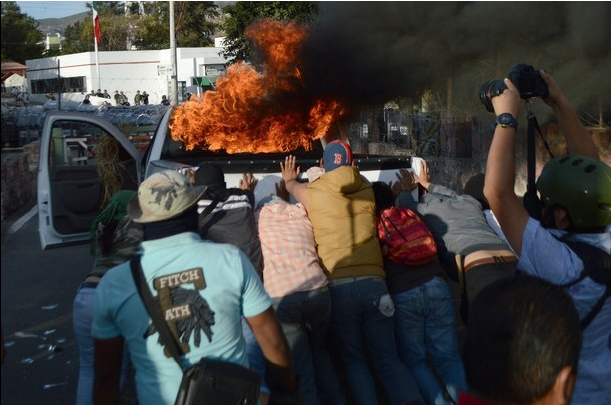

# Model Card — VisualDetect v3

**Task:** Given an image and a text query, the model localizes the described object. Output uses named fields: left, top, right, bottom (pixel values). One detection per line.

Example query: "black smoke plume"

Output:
left=297, top=2, right=610, bottom=121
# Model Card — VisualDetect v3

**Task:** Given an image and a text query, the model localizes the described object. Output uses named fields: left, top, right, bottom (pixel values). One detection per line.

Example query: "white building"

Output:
left=3, top=72, right=27, bottom=91
left=25, top=47, right=228, bottom=105
left=45, top=34, right=62, bottom=52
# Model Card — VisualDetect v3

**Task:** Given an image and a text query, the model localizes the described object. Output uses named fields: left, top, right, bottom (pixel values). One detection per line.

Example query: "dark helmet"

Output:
left=536, top=155, right=611, bottom=229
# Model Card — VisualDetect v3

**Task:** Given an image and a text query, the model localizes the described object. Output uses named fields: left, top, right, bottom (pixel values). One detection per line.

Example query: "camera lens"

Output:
left=479, top=80, right=507, bottom=112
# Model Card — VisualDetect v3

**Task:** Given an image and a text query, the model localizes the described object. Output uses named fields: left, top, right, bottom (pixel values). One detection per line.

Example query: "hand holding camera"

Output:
left=490, top=79, right=521, bottom=119
left=480, top=63, right=549, bottom=113
left=538, top=70, right=566, bottom=110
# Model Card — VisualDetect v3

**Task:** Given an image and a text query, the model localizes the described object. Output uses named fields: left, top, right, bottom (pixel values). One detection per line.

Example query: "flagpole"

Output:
left=95, top=37, right=100, bottom=91
left=169, top=1, right=178, bottom=105
left=93, top=2, right=101, bottom=91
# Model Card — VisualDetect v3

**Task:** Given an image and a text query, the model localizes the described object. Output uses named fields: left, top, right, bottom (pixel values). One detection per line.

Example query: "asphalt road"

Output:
left=0, top=201, right=121, bottom=405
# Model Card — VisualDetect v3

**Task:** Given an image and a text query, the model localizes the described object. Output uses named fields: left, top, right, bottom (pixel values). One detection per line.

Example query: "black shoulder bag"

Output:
left=130, top=258, right=260, bottom=405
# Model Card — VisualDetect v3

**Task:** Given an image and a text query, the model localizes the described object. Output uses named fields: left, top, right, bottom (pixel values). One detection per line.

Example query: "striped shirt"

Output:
left=257, top=199, right=328, bottom=298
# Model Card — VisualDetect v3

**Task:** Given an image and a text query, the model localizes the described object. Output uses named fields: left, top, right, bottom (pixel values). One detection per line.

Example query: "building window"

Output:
left=31, top=76, right=86, bottom=94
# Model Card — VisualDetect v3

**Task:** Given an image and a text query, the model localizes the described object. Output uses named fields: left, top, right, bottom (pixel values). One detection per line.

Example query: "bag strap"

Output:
left=379, top=212, right=392, bottom=239
left=198, top=196, right=222, bottom=236
left=524, top=111, right=553, bottom=221
left=130, top=257, right=186, bottom=369
left=557, top=239, right=611, bottom=288
left=580, top=288, right=610, bottom=329
left=199, top=195, right=221, bottom=220
left=380, top=209, right=408, bottom=242
left=555, top=238, right=611, bottom=329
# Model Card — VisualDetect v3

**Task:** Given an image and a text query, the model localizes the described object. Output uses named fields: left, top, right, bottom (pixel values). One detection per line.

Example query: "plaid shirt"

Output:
left=257, top=200, right=328, bottom=298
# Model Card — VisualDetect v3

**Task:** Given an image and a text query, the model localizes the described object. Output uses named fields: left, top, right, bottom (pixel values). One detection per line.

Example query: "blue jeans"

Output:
left=273, top=287, right=346, bottom=405
left=73, top=284, right=130, bottom=405
left=329, top=277, right=424, bottom=405
left=393, top=277, right=467, bottom=405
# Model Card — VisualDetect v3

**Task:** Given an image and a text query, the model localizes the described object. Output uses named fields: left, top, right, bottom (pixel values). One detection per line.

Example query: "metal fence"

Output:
left=1, top=102, right=170, bottom=148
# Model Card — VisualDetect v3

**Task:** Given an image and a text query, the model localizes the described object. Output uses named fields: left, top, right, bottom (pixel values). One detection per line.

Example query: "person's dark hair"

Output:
left=98, top=219, right=120, bottom=255
left=371, top=181, right=395, bottom=216
left=463, top=173, right=490, bottom=210
left=463, top=274, right=582, bottom=404
left=194, top=163, right=227, bottom=198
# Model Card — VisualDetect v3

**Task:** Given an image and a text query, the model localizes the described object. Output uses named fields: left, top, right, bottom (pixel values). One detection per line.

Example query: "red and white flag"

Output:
left=92, top=2, right=102, bottom=45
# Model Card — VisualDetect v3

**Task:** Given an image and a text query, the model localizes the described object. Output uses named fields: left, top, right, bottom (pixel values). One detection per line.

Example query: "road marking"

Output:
left=8, top=205, right=37, bottom=235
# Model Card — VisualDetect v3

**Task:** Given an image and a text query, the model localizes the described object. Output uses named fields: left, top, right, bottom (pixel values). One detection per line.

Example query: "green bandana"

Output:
left=89, top=190, right=135, bottom=244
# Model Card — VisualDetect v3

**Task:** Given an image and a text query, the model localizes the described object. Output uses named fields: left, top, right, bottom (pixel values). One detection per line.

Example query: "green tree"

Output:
left=219, top=1, right=318, bottom=64
left=62, top=1, right=131, bottom=53
left=134, top=1, right=219, bottom=50
left=132, top=2, right=170, bottom=50
left=62, top=20, right=89, bottom=54
left=1, top=1, right=45, bottom=63
left=176, top=1, right=219, bottom=47
left=63, top=2, right=220, bottom=52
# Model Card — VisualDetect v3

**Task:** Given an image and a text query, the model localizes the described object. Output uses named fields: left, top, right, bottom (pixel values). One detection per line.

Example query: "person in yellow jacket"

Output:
left=282, top=140, right=424, bottom=405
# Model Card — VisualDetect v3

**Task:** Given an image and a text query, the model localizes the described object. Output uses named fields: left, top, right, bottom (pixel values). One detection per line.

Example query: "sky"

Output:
left=15, top=1, right=89, bottom=20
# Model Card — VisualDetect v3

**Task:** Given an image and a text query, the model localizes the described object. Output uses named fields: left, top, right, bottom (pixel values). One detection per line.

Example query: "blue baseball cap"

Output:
left=323, top=140, right=353, bottom=172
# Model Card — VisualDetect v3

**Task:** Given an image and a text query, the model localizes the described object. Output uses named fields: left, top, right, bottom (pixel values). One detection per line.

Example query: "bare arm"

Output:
left=93, top=336, right=124, bottom=405
left=280, top=155, right=309, bottom=211
left=540, top=71, right=598, bottom=159
left=483, top=78, right=530, bottom=256
left=275, top=179, right=290, bottom=202
left=246, top=307, right=297, bottom=394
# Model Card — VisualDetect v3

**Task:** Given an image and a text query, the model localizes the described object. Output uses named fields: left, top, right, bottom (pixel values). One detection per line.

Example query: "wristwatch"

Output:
left=494, top=113, right=518, bottom=129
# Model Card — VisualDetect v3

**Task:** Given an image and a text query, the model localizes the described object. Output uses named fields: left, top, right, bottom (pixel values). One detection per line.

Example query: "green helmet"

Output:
left=536, top=155, right=611, bottom=229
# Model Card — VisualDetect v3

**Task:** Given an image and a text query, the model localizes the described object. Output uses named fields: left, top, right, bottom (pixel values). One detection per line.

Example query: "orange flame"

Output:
left=169, top=19, right=345, bottom=154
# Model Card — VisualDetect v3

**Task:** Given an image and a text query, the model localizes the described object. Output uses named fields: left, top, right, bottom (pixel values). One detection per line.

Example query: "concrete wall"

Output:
left=0, top=141, right=38, bottom=221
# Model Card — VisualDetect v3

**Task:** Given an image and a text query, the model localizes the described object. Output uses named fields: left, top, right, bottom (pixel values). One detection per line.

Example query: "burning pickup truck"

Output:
left=38, top=19, right=421, bottom=249
left=36, top=107, right=418, bottom=249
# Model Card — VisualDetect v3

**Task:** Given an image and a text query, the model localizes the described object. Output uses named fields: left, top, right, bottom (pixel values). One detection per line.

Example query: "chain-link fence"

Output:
left=346, top=106, right=445, bottom=157
left=1, top=102, right=171, bottom=148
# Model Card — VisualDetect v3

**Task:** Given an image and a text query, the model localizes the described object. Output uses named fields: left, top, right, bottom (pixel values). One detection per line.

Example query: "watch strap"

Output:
left=494, top=113, right=518, bottom=129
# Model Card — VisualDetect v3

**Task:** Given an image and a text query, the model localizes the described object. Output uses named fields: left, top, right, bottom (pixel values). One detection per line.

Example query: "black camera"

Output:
left=479, top=63, right=549, bottom=112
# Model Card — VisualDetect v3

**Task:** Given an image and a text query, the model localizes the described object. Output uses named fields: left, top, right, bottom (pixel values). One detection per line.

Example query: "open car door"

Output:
left=38, top=112, right=143, bottom=249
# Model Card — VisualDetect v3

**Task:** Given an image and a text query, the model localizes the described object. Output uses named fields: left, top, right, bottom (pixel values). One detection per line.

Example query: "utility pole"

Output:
left=169, top=1, right=178, bottom=105
left=57, top=60, right=61, bottom=111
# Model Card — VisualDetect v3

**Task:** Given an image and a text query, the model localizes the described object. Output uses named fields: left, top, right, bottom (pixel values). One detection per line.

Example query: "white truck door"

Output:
left=37, top=112, right=143, bottom=249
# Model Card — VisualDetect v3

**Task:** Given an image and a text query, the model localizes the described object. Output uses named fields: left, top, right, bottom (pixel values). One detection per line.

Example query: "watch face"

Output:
left=497, top=113, right=517, bottom=128
left=498, top=113, right=513, bottom=125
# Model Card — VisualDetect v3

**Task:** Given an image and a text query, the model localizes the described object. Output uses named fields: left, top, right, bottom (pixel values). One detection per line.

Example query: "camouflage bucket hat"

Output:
left=128, top=170, right=206, bottom=223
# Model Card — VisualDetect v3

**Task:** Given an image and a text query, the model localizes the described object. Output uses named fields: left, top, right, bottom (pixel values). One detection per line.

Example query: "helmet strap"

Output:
left=541, top=205, right=556, bottom=229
